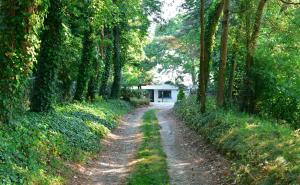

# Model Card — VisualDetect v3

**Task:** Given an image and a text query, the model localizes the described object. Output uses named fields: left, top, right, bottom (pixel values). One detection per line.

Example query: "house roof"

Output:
left=141, top=84, right=178, bottom=90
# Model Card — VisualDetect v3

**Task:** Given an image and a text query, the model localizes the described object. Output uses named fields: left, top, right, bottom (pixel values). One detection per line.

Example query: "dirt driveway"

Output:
left=69, top=107, right=147, bottom=185
left=69, top=104, right=231, bottom=185
left=154, top=103, right=231, bottom=185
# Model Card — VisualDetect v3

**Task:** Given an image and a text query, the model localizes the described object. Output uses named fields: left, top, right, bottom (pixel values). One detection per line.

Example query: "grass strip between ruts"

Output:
left=127, top=109, right=170, bottom=185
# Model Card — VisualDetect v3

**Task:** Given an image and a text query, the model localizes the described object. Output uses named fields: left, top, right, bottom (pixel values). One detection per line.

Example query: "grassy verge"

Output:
left=174, top=95, right=300, bottom=184
left=0, top=99, right=132, bottom=184
left=127, top=109, right=169, bottom=185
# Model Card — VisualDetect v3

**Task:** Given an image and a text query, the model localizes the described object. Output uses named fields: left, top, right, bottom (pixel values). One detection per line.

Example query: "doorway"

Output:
left=149, top=90, right=154, bottom=102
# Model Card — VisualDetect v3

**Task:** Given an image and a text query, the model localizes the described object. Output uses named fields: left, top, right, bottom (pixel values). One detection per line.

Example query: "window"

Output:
left=158, top=90, right=172, bottom=99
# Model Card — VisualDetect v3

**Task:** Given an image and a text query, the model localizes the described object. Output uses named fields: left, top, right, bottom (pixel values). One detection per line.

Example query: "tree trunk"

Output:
left=216, top=0, right=230, bottom=107
left=0, top=1, right=38, bottom=123
left=241, top=0, right=268, bottom=113
left=74, top=27, right=94, bottom=101
left=227, top=26, right=240, bottom=102
left=99, top=28, right=114, bottom=98
left=227, top=45, right=237, bottom=101
left=87, top=29, right=104, bottom=102
left=198, top=0, right=206, bottom=113
left=86, top=57, right=100, bottom=102
left=31, top=0, right=63, bottom=112
left=110, top=25, right=122, bottom=99
left=203, top=0, right=225, bottom=89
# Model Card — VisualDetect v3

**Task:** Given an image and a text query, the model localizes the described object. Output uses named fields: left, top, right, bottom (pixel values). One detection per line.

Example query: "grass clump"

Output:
left=174, top=95, right=300, bottom=185
left=0, top=100, right=132, bottom=184
left=127, top=109, right=169, bottom=185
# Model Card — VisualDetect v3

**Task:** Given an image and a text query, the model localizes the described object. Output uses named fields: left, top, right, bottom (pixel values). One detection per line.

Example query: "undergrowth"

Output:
left=174, top=95, right=300, bottom=185
left=0, top=100, right=132, bottom=184
left=127, top=109, right=169, bottom=185
left=129, top=97, right=150, bottom=107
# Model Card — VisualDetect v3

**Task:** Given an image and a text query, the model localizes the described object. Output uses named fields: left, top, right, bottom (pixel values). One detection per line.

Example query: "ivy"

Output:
left=0, top=0, right=47, bottom=123
left=31, top=0, right=64, bottom=112
left=74, top=26, right=95, bottom=101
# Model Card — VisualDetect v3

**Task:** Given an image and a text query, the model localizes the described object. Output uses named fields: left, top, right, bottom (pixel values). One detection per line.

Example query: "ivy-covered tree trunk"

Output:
left=227, top=26, right=240, bottom=102
left=30, top=0, right=63, bottom=112
left=0, top=1, right=39, bottom=122
left=86, top=57, right=100, bottom=101
left=87, top=29, right=105, bottom=101
left=61, top=77, right=74, bottom=101
left=74, top=27, right=94, bottom=101
left=241, top=0, right=268, bottom=113
left=216, top=0, right=230, bottom=107
left=110, top=26, right=122, bottom=99
left=227, top=44, right=237, bottom=101
left=99, top=28, right=114, bottom=98
left=203, top=0, right=224, bottom=88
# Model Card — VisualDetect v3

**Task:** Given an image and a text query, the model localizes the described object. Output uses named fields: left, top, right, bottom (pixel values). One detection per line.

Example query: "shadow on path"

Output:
left=69, top=107, right=148, bottom=185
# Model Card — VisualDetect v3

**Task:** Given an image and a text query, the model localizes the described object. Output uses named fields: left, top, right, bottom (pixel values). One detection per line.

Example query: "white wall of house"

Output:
left=154, top=89, right=159, bottom=102
left=172, top=90, right=179, bottom=102
left=141, top=84, right=179, bottom=103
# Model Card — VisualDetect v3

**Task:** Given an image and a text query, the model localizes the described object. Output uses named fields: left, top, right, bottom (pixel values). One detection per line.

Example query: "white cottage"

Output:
left=141, top=84, right=179, bottom=103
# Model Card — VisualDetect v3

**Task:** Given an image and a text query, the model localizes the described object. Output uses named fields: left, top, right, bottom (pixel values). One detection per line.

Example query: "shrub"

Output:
left=252, top=55, right=300, bottom=128
left=121, top=88, right=145, bottom=101
left=174, top=95, right=300, bottom=184
left=130, top=97, right=150, bottom=107
left=177, top=89, right=186, bottom=101
left=0, top=100, right=132, bottom=184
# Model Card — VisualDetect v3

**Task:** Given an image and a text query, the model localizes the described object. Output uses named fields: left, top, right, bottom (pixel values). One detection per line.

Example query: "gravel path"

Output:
left=155, top=104, right=231, bottom=185
left=69, top=107, right=147, bottom=185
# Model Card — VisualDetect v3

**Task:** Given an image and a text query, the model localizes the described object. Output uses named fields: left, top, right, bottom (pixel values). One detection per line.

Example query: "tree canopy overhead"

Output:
left=0, top=0, right=161, bottom=123
left=145, top=0, right=300, bottom=123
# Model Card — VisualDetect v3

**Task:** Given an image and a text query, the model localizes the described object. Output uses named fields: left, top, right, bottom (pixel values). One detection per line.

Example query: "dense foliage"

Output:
left=31, top=0, right=64, bottom=112
left=175, top=96, right=300, bottom=184
left=0, top=0, right=159, bottom=183
left=148, top=0, right=300, bottom=127
left=0, top=0, right=47, bottom=123
left=0, top=0, right=161, bottom=123
left=0, top=100, right=132, bottom=184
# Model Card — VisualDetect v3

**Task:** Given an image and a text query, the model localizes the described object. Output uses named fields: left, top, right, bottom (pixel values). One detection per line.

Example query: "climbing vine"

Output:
left=31, top=0, right=64, bottom=112
left=0, top=0, right=47, bottom=122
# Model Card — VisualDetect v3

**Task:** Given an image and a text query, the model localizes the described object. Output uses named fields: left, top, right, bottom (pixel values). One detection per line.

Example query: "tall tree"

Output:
left=198, top=0, right=206, bottom=113
left=86, top=57, right=100, bottom=101
left=110, top=24, right=122, bottom=99
left=227, top=31, right=239, bottom=102
left=86, top=29, right=103, bottom=101
left=216, top=0, right=230, bottom=107
left=203, top=0, right=224, bottom=88
left=74, top=26, right=94, bottom=101
left=73, top=0, right=113, bottom=101
left=0, top=1, right=42, bottom=122
left=31, top=0, right=63, bottom=112
left=241, top=0, right=268, bottom=112
left=99, top=28, right=114, bottom=98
